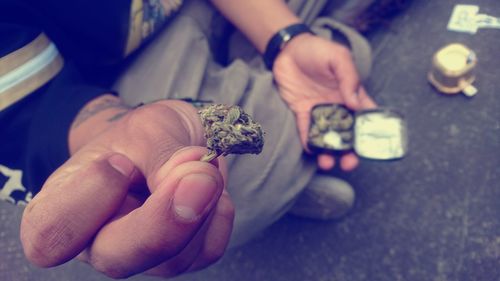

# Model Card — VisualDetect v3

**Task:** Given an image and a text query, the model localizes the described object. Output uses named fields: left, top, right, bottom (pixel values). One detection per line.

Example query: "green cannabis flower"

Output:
left=198, top=104, right=264, bottom=162
left=308, top=104, right=354, bottom=151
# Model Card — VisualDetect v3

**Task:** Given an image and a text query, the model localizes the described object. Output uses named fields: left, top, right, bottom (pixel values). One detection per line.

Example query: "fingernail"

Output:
left=108, top=154, right=135, bottom=178
left=173, top=174, right=218, bottom=222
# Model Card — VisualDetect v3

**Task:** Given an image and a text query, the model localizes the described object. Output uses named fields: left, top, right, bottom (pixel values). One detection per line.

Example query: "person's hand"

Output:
left=273, top=33, right=377, bottom=171
left=20, top=98, right=234, bottom=278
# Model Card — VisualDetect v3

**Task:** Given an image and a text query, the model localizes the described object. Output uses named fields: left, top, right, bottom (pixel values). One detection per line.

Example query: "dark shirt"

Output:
left=0, top=0, right=181, bottom=204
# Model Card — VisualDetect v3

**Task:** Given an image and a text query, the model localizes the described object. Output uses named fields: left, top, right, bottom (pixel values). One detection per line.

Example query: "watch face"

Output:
left=307, top=104, right=354, bottom=153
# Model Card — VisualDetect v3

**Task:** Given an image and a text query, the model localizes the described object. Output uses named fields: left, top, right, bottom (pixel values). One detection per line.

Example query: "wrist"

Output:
left=263, top=23, right=314, bottom=70
left=258, top=17, right=302, bottom=53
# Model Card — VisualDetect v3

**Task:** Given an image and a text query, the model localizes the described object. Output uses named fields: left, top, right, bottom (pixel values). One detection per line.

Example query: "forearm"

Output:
left=68, top=94, right=130, bottom=154
left=209, top=0, right=300, bottom=53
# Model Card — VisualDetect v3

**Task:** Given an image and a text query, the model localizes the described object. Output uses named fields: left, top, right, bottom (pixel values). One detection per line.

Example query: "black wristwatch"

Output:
left=263, top=23, right=313, bottom=70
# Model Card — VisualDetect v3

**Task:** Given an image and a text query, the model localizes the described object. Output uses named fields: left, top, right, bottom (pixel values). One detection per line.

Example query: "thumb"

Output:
left=21, top=153, right=136, bottom=267
left=295, top=111, right=312, bottom=152
left=329, top=48, right=362, bottom=110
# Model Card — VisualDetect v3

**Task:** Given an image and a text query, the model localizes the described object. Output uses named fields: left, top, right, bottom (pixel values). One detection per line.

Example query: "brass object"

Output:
left=428, top=43, right=478, bottom=97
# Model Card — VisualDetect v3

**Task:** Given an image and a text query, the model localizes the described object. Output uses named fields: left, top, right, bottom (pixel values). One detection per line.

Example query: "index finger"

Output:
left=329, top=48, right=362, bottom=110
left=20, top=153, right=136, bottom=267
left=317, top=154, right=335, bottom=170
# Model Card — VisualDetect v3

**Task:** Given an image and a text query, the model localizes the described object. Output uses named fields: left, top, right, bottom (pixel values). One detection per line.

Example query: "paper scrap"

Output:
left=448, top=4, right=500, bottom=34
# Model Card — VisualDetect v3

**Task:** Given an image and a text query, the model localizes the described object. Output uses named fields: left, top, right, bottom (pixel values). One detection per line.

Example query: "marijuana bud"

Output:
left=198, top=104, right=264, bottom=162
left=308, top=104, right=354, bottom=152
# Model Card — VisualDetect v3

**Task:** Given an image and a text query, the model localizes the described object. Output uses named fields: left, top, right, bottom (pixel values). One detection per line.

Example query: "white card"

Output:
left=447, top=4, right=480, bottom=34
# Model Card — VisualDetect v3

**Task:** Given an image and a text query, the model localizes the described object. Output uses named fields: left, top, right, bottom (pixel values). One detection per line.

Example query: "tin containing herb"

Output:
left=308, top=104, right=408, bottom=160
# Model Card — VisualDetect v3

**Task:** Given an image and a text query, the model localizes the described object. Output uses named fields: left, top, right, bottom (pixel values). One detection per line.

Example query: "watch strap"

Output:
left=263, top=23, right=313, bottom=70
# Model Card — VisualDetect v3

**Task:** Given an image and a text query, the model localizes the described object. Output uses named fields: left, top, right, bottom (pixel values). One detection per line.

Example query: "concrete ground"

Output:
left=1, top=0, right=499, bottom=280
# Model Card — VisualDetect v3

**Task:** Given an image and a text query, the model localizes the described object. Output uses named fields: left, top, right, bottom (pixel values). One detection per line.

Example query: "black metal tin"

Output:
left=307, top=104, right=408, bottom=160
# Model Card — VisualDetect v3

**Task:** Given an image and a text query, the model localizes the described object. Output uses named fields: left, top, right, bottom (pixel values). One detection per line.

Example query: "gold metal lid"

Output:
left=428, top=43, right=478, bottom=96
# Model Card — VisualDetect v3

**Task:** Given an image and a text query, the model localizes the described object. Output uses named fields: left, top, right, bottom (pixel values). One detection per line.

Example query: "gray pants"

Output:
left=114, top=0, right=372, bottom=247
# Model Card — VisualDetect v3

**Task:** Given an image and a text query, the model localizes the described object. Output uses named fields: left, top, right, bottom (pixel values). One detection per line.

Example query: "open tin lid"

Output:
left=307, top=104, right=408, bottom=160
left=353, top=108, right=408, bottom=160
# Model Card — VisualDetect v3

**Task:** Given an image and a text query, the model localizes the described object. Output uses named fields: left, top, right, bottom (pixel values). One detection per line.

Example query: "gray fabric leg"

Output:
left=289, top=175, right=355, bottom=220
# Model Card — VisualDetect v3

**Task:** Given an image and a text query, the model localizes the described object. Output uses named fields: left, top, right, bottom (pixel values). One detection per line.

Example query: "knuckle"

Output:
left=126, top=103, right=157, bottom=121
left=125, top=103, right=177, bottom=129
left=121, top=104, right=164, bottom=133
left=84, top=160, right=108, bottom=178
left=121, top=103, right=188, bottom=147
left=21, top=214, right=75, bottom=267
left=122, top=106, right=157, bottom=133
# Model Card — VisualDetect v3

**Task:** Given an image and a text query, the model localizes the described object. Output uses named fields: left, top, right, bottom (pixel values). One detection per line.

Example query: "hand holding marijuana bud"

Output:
left=198, top=104, right=264, bottom=162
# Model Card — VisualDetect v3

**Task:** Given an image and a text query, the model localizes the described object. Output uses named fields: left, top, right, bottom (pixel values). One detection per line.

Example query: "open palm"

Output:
left=273, top=33, right=376, bottom=170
